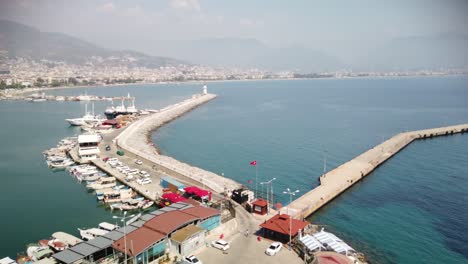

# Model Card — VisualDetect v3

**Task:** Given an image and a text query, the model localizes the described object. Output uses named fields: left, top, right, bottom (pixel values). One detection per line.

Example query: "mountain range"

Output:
left=0, top=19, right=186, bottom=68
left=1, top=19, right=467, bottom=72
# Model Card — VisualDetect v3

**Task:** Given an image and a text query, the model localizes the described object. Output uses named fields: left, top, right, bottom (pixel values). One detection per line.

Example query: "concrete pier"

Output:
left=115, top=93, right=242, bottom=194
left=284, top=123, right=468, bottom=219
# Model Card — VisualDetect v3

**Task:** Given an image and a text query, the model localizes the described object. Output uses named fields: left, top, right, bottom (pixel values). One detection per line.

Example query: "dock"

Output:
left=285, top=124, right=468, bottom=219
left=91, top=159, right=160, bottom=201
left=115, top=93, right=242, bottom=194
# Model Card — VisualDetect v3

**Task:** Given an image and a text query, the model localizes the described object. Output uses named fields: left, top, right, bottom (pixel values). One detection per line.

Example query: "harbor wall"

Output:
left=115, top=93, right=242, bottom=194
left=286, top=124, right=468, bottom=219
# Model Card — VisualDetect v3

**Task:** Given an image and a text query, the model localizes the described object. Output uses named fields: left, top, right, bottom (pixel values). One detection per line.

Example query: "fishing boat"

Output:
left=77, top=228, right=108, bottom=241
left=47, top=239, right=68, bottom=252
left=141, top=200, right=155, bottom=210
left=26, top=246, right=53, bottom=261
left=103, top=188, right=135, bottom=203
left=47, top=158, right=74, bottom=169
left=86, top=177, right=117, bottom=190
left=51, top=232, right=82, bottom=247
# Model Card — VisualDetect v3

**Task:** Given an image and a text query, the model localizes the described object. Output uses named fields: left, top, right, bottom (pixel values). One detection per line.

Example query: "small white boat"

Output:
left=26, top=246, right=53, bottom=261
left=86, top=177, right=117, bottom=190
left=98, top=222, right=118, bottom=232
left=51, top=232, right=82, bottom=247
left=141, top=200, right=155, bottom=210
left=47, top=159, right=74, bottom=169
left=77, top=228, right=108, bottom=241
left=47, top=238, right=68, bottom=251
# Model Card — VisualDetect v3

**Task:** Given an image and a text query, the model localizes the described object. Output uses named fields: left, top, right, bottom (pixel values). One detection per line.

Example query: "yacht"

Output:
left=126, top=94, right=138, bottom=114
left=104, top=101, right=116, bottom=120
left=104, top=94, right=138, bottom=119
left=66, top=103, right=103, bottom=126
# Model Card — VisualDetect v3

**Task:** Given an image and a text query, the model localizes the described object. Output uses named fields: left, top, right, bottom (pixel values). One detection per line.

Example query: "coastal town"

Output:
left=1, top=55, right=467, bottom=91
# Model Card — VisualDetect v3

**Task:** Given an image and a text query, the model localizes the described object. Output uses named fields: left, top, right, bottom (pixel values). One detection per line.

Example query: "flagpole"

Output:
left=255, top=164, right=258, bottom=199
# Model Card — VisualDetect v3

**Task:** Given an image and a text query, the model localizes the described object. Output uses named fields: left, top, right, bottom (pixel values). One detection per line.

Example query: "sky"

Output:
left=0, top=0, right=467, bottom=69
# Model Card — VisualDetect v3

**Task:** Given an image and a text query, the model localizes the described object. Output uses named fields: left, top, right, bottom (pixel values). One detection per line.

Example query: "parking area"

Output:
left=194, top=233, right=303, bottom=264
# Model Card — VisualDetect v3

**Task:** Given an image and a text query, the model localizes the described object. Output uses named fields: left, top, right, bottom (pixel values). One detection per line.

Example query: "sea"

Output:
left=0, top=77, right=467, bottom=264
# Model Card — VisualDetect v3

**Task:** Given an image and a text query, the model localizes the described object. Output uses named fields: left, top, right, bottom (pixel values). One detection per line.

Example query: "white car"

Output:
left=265, top=242, right=282, bottom=256
left=183, top=255, right=201, bottom=264
left=211, top=240, right=230, bottom=251
left=135, top=159, right=143, bottom=165
left=137, top=178, right=152, bottom=185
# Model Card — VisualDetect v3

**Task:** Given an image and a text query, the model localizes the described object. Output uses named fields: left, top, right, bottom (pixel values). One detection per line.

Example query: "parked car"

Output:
left=183, top=255, right=202, bottom=264
left=137, top=178, right=152, bottom=185
left=265, top=242, right=282, bottom=256
left=211, top=240, right=230, bottom=251
left=135, top=159, right=143, bottom=165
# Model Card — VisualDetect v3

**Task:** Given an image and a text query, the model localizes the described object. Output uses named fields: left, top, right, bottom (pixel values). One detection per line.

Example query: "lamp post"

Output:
left=113, top=211, right=135, bottom=264
left=283, top=188, right=299, bottom=251
left=260, top=177, right=276, bottom=214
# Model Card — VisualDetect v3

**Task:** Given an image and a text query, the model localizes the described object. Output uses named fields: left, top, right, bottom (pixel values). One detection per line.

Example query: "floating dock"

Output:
left=115, top=93, right=242, bottom=194
left=285, top=124, right=468, bottom=219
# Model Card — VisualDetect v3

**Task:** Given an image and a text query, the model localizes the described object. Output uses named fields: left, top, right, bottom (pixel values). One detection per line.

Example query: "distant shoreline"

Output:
left=9, top=73, right=468, bottom=96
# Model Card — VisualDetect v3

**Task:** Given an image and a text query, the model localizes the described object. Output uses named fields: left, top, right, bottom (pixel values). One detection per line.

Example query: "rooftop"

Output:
left=144, top=210, right=198, bottom=235
left=170, top=225, right=204, bottom=243
left=78, top=134, right=100, bottom=143
left=260, top=214, right=309, bottom=237
left=112, top=227, right=165, bottom=257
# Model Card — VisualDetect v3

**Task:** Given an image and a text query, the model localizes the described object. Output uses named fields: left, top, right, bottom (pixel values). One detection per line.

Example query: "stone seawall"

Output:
left=115, top=93, right=242, bottom=193
left=285, top=123, right=468, bottom=219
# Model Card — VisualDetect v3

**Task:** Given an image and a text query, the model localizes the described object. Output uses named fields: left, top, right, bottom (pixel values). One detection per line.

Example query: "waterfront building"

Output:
left=52, top=202, right=220, bottom=264
left=77, top=134, right=100, bottom=162
left=259, top=214, right=310, bottom=243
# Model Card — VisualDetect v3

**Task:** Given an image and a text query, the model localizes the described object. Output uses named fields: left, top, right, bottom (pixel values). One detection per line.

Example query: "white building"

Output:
left=78, top=134, right=101, bottom=162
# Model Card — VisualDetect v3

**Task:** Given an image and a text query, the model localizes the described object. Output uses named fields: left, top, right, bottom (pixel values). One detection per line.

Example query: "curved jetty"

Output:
left=285, top=123, right=468, bottom=219
left=115, top=93, right=241, bottom=193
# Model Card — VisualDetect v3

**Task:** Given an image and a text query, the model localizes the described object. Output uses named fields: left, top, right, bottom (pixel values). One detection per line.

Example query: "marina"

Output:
left=1, top=78, right=467, bottom=264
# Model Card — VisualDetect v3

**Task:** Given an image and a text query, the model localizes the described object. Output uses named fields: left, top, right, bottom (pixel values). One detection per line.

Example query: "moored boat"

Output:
left=26, top=246, right=53, bottom=262
left=51, top=232, right=82, bottom=247
left=47, top=239, right=68, bottom=252
left=77, top=228, right=108, bottom=241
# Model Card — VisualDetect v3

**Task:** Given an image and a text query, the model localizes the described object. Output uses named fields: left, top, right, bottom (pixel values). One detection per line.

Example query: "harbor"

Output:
left=2, top=79, right=467, bottom=264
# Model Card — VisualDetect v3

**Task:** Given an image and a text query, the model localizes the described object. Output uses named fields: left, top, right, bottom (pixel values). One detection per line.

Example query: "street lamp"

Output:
left=113, top=211, right=135, bottom=264
left=260, top=177, right=276, bottom=214
left=283, top=188, right=299, bottom=251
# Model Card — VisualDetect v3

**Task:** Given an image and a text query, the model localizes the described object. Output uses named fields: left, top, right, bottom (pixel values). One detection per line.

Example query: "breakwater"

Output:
left=286, top=124, right=468, bottom=219
left=115, top=93, right=242, bottom=193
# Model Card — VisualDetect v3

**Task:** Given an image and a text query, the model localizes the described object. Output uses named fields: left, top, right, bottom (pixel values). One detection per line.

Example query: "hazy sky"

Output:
left=1, top=0, right=467, bottom=62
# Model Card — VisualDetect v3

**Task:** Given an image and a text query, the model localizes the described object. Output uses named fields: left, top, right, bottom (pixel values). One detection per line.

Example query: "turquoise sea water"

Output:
left=0, top=77, right=467, bottom=263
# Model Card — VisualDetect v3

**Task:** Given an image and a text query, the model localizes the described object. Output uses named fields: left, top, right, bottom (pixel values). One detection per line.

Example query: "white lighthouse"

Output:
left=202, top=85, right=208, bottom=95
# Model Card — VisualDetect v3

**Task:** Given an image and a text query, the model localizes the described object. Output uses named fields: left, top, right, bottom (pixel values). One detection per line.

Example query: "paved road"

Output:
left=196, top=230, right=303, bottom=264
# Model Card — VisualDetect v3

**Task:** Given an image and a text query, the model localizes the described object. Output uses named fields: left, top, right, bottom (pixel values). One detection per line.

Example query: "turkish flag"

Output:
left=250, top=160, right=257, bottom=166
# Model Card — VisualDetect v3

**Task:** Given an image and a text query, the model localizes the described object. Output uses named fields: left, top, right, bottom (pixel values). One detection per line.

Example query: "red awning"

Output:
left=161, top=193, right=186, bottom=203
left=184, top=186, right=211, bottom=198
